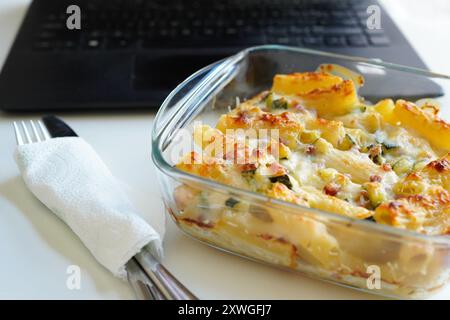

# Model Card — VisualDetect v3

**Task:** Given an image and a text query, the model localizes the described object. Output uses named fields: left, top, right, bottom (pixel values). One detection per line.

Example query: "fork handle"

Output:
left=126, top=258, right=165, bottom=300
left=134, top=250, right=198, bottom=300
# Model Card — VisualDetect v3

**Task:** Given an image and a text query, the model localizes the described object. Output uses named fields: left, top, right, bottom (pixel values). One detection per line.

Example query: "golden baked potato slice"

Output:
left=380, top=100, right=450, bottom=151
left=272, top=72, right=343, bottom=95
left=272, top=72, right=360, bottom=117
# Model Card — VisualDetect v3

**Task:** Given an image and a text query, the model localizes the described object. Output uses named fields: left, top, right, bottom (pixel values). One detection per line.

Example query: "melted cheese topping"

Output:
left=176, top=71, right=450, bottom=236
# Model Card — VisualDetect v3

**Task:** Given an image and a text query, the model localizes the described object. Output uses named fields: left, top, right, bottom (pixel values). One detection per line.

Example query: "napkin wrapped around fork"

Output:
left=14, top=136, right=163, bottom=278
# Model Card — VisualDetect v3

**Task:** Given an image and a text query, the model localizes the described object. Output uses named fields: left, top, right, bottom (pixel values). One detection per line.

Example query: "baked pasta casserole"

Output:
left=170, top=65, right=450, bottom=298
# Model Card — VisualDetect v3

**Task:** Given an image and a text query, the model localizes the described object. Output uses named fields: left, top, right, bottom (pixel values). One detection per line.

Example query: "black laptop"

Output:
left=0, top=0, right=440, bottom=111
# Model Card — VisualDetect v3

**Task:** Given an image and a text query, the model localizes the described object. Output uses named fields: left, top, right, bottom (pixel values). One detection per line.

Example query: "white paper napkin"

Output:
left=14, top=136, right=164, bottom=278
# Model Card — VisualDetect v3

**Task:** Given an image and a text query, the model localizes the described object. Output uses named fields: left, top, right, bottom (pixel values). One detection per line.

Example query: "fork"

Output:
left=13, top=120, right=51, bottom=145
left=13, top=119, right=197, bottom=300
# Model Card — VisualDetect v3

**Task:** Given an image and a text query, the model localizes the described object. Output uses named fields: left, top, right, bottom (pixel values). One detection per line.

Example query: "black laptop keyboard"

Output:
left=33, top=0, right=390, bottom=51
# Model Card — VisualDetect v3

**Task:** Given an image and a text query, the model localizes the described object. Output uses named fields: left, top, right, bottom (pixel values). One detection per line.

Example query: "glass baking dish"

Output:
left=152, top=45, right=450, bottom=299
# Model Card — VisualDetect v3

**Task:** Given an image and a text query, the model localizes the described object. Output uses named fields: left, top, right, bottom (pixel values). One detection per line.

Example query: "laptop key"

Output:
left=302, top=36, right=323, bottom=46
left=320, top=18, right=358, bottom=26
left=265, top=26, right=288, bottom=36
left=180, top=28, right=192, bottom=37
left=87, top=30, right=105, bottom=38
left=107, top=38, right=134, bottom=49
left=45, top=13, right=58, bottom=21
left=42, top=22, right=65, bottom=30
left=207, top=35, right=265, bottom=47
left=355, top=10, right=370, bottom=19
left=369, top=35, right=390, bottom=46
left=312, top=26, right=362, bottom=35
left=37, top=30, right=58, bottom=39
left=288, top=26, right=309, bottom=35
left=347, top=34, right=368, bottom=47
left=142, top=36, right=192, bottom=48
left=324, top=35, right=347, bottom=47
left=330, top=10, right=354, bottom=19
left=267, top=36, right=294, bottom=45
left=364, top=27, right=386, bottom=35
left=202, top=28, right=215, bottom=37
left=83, top=38, right=103, bottom=49
left=60, top=40, right=77, bottom=50
left=225, top=27, right=239, bottom=36
left=33, top=40, right=53, bottom=51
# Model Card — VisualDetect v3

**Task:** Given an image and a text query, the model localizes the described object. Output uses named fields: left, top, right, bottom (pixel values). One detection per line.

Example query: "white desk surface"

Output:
left=0, top=0, right=449, bottom=299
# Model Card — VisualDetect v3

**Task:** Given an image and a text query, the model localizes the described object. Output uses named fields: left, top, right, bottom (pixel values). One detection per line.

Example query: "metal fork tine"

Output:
left=38, top=120, right=51, bottom=140
left=14, top=120, right=51, bottom=145
left=13, top=121, right=24, bottom=145
left=21, top=121, right=32, bottom=144
left=30, top=120, right=41, bottom=142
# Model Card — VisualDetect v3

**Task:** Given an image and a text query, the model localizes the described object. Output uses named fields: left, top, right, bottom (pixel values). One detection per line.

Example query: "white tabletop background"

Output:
left=0, top=0, right=449, bottom=300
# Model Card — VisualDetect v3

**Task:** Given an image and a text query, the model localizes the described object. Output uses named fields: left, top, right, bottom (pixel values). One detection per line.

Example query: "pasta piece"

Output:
left=216, top=217, right=300, bottom=268
left=336, top=108, right=383, bottom=133
left=267, top=170, right=372, bottom=219
left=340, top=128, right=371, bottom=150
left=299, top=186, right=372, bottom=219
left=398, top=242, right=435, bottom=276
left=226, top=204, right=341, bottom=268
left=314, top=138, right=397, bottom=185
